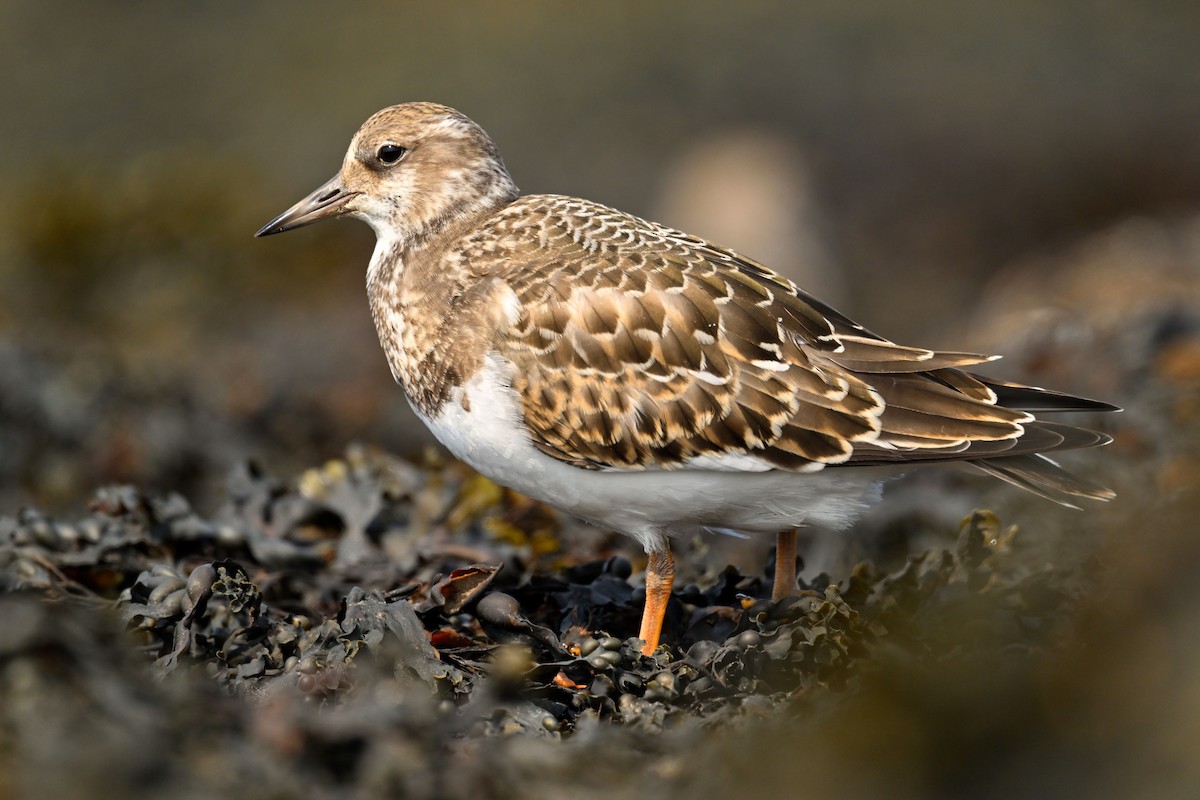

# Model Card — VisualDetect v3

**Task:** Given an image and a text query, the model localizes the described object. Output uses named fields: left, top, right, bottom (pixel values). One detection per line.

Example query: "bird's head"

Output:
left=256, top=102, right=518, bottom=245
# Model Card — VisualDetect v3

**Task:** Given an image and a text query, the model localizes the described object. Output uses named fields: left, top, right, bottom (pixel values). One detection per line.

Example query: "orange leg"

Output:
left=638, top=549, right=675, bottom=655
left=772, top=528, right=798, bottom=602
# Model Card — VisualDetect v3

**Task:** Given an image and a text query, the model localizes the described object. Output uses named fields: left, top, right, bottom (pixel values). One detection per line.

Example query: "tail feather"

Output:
left=969, top=378, right=1117, bottom=506
left=972, top=452, right=1116, bottom=508
left=839, top=373, right=1118, bottom=504
left=845, top=421, right=1108, bottom=466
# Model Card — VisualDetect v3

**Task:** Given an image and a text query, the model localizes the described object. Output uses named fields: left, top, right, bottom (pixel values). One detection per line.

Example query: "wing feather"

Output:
left=476, top=196, right=1113, bottom=502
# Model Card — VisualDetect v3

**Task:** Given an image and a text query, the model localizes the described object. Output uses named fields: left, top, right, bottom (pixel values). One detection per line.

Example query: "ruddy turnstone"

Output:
left=257, top=103, right=1116, bottom=655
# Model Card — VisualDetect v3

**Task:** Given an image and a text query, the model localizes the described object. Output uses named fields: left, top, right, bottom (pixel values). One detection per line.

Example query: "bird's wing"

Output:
left=471, top=196, right=1071, bottom=474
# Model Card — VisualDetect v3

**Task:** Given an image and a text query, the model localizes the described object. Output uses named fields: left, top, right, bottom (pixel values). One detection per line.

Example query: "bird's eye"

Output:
left=377, top=144, right=407, bottom=165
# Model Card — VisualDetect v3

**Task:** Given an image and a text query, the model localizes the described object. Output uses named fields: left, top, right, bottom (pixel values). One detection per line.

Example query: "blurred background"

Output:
left=3, top=2, right=1200, bottom=799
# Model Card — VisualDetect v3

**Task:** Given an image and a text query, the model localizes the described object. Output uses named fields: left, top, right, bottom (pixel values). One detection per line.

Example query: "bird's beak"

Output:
left=255, top=174, right=358, bottom=237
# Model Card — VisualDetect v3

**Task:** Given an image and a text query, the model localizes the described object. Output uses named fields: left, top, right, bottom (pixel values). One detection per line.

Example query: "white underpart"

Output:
left=414, top=353, right=888, bottom=553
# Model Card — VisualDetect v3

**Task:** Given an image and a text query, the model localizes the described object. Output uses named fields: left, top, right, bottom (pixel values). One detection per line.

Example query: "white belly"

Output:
left=412, top=353, right=886, bottom=553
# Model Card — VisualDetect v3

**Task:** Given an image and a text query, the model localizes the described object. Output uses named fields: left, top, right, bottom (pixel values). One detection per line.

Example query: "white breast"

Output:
left=412, top=353, right=886, bottom=553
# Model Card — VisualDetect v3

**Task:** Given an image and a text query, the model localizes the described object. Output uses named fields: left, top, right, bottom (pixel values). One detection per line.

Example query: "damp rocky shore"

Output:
left=3, top=433, right=1198, bottom=799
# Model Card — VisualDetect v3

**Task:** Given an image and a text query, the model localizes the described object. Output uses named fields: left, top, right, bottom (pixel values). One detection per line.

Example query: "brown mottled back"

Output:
left=445, top=194, right=1086, bottom=478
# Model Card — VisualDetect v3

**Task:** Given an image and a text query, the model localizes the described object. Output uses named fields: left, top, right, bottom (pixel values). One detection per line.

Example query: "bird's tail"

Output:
left=971, top=451, right=1116, bottom=509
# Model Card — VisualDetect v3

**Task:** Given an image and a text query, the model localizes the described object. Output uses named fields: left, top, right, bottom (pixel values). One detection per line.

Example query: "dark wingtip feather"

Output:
left=982, top=379, right=1122, bottom=413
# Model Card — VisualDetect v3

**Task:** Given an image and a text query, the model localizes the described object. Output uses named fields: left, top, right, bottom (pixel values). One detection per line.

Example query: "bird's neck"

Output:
left=365, top=189, right=517, bottom=415
left=365, top=186, right=513, bottom=299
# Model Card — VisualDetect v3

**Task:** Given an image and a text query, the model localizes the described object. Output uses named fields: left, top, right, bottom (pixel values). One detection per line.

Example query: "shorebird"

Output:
left=257, top=103, right=1116, bottom=655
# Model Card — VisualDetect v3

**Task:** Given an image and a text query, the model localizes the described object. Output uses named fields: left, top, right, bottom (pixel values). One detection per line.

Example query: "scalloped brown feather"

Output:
left=444, top=195, right=1102, bottom=477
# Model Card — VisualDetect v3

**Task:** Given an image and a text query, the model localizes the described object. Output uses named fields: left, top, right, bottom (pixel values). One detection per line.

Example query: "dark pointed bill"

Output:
left=255, top=174, right=357, bottom=237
